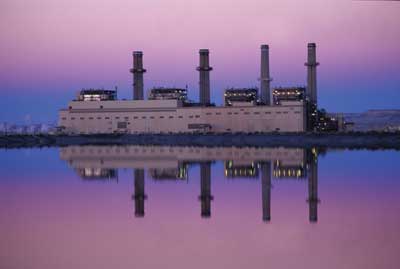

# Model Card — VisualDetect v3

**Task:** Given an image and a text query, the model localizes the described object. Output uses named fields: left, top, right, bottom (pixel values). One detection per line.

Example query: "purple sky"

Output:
left=1, top=0, right=399, bottom=123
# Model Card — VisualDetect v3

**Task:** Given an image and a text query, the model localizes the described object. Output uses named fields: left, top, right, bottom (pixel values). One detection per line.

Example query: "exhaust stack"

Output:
left=197, top=49, right=213, bottom=105
left=305, top=43, right=319, bottom=105
left=130, top=51, right=146, bottom=100
left=259, top=45, right=272, bottom=105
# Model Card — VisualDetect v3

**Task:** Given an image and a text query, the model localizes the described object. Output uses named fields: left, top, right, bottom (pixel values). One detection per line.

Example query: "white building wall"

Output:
left=59, top=100, right=305, bottom=134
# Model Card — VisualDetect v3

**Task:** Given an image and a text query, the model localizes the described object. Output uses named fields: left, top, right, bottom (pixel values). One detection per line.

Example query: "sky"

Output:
left=0, top=0, right=399, bottom=124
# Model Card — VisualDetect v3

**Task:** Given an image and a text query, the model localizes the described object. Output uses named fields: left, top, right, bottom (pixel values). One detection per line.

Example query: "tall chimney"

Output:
left=130, top=51, right=146, bottom=100
left=305, top=43, right=319, bottom=105
left=197, top=49, right=213, bottom=105
left=260, top=44, right=272, bottom=105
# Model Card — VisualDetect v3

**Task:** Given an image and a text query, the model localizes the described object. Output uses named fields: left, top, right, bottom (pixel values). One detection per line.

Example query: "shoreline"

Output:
left=1, top=133, right=399, bottom=149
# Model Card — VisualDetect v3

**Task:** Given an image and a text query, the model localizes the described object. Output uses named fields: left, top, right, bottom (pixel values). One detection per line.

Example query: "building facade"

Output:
left=59, top=99, right=305, bottom=134
left=58, top=44, right=320, bottom=134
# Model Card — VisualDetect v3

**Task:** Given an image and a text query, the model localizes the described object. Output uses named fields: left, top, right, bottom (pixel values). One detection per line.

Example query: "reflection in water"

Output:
left=261, top=162, right=272, bottom=222
left=133, top=169, right=146, bottom=217
left=60, top=146, right=319, bottom=222
left=199, top=162, right=213, bottom=218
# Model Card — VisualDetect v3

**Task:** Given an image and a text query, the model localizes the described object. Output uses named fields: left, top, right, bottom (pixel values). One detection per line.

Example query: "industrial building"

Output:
left=59, top=44, right=321, bottom=134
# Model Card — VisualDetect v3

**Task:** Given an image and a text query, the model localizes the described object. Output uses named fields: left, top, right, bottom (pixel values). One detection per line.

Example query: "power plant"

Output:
left=59, top=43, right=340, bottom=134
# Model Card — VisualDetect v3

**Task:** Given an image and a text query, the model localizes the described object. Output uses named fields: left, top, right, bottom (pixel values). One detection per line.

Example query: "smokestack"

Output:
left=197, top=49, right=213, bottom=105
left=130, top=51, right=146, bottom=100
left=305, top=43, right=319, bottom=105
left=260, top=44, right=272, bottom=105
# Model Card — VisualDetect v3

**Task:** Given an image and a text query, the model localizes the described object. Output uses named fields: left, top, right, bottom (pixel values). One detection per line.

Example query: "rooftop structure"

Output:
left=224, top=88, right=258, bottom=106
left=148, top=87, right=188, bottom=102
left=77, top=89, right=117, bottom=101
left=272, top=87, right=305, bottom=105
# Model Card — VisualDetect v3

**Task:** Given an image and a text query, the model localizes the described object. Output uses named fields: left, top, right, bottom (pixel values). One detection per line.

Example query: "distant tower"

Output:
left=132, top=169, right=147, bottom=217
left=259, top=45, right=272, bottom=105
left=197, top=49, right=213, bottom=105
left=305, top=43, right=319, bottom=105
left=130, top=51, right=146, bottom=100
left=261, top=162, right=272, bottom=222
left=307, top=149, right=320, bottom=222
left=199, top=162, right=213, bottom=218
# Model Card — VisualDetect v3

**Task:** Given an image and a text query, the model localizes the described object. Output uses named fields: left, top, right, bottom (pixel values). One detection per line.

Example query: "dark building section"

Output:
left=149, top=164, right=188, bottom=180
left=224, top=88, right=258, bottom=106
left=133, top=169, right=147, bottom=217
left=316, top=109, right=340, bottom=132
left=261, top=162, right=272, bottom=222
left=224, top=161, right=259, bottom=178
left=272, top=87, right=305, bottom=105
left=306, top=102, right=318, bottom=132
left=307, top=149, right=319, bottom=223
left=130, top=51, right=146, bottom=100
left=272, top=160, right=306, bottom=179
left=148, top=87, right=188, bottom=102
left=197, top=49, right=213, bottom=106
left=199, top=162, right=213, bottom=218
left=77, top=89, right=117, bottom=101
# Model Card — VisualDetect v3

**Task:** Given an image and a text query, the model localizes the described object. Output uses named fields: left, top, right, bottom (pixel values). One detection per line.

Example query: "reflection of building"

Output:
left=261, top=162, right=272, bottom=222
left=149, top=164, right=188, bottom=181
left=307, top=149, right=319, bottom=222
left=60, top=146, right=319, bottom=222
left=133, top=169, right=146, bottom=217
left=61, top=146, right=305, bottom=171
left=75, top=167, right=118, bottom=181
left=273, top=160, right=306, bottom=179
left=225, top=161, right=259, bottom=178
left=199, top=162, right=213, bottom=218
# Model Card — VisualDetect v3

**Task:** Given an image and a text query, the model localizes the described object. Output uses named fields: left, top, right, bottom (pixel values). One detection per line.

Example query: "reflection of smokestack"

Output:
left=260, top=45, right=272, bottom=105
left=197, top=49, right=213, bottom=105
left=199, top=162, right=213, bottom=218
left=305, top=43, right=319, bottom=105
left=130, top=51, right=146, bottom=100
left=307, top=149, right=319, bottom=223
left=133, top=169, right=146, bottom=217
left=261, top=162, right=271, bottom=222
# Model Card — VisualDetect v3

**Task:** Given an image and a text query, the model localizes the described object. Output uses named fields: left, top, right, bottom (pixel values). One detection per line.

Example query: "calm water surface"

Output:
left=1, top=146, right=399, bottom=269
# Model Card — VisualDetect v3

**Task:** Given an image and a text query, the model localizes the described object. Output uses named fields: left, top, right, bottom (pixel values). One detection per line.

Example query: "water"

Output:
left=1, top=146, right=399, bottom=269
